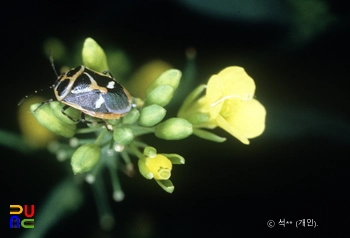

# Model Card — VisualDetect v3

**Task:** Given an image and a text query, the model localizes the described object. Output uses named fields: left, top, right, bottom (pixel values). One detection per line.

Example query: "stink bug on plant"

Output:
left=19, top=57, right=132, bottom=123
left=53, top=65, right=132, bottom=120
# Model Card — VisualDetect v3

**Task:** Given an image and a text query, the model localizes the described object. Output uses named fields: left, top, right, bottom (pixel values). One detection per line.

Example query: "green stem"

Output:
left=120, top=150, right=132, bottom=166
left=129, top=141, right=144, bottom=159
left=90, top=173, right=115, bottom=231
left=132, top=140, right=148, bottom=148
left=72, top=138, right=96, bottom=145
left=76, top=127, right=103, bottom=134
left=108, top=164, right=124, bottom=202
left=94, top=130, right=108, bottom=146
left=128, top=125, right=155, bottom=136
left=120, top=150, right=134, bottom=176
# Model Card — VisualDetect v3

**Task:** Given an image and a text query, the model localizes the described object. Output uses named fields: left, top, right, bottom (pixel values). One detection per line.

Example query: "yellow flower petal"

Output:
left=179, top=65, right=266, bottom=144
left=218, top=66, right=256, bottom=97
left=206, top=75, right=224, bottom=119
left=207, top=66, right=256, bottom=119
left=144, top=154, right=172, bottom=180
left=215, top=99, right=266, bottom=144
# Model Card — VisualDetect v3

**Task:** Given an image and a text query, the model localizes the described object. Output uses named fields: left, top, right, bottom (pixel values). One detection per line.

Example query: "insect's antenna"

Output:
left=17, top=87, right=51, bottom=106
left=18, top=52, right=58, bottom=106
left=49, top=50, right=59, bottom=78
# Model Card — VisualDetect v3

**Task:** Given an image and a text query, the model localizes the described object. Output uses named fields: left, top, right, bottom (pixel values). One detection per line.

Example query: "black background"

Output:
left=2, top=0, right=350, bottom=237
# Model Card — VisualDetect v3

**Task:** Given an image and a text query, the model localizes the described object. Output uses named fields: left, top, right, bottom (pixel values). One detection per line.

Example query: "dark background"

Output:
left=2, top=0, right=350, bottom=237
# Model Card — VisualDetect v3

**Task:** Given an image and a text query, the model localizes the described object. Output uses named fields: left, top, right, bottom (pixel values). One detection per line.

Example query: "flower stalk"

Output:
left=26, top=37, right=266, bottom=199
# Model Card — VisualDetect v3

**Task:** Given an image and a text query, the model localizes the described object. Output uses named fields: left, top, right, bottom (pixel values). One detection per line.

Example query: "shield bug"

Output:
left=53, top=65, right=132, bottom=120
left=20, top=58, right=132, bottom=122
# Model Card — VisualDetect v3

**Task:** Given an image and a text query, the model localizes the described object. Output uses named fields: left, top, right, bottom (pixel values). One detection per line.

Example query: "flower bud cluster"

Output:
left=28, top=37, right=266, bottom=197
left=30, top=38, right=191, bottom=193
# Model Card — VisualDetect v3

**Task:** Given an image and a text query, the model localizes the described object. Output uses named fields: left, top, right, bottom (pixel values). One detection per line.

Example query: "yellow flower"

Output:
left=138, top=154, right=172, bottom=180
left=18, top=96, right=57, bottom=148
left=205, top=66, right=266, bottom=144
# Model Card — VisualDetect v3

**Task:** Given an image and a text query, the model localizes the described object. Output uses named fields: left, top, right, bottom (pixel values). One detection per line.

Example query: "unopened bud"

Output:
left=71, top=143, right=101, bottom=174
left=144, top=85, right=174, bottom=107
left=50, top=101, right=81, bottom=125
left=30, top=103, right=76, bottom=138
left=139, top=104, right=166, bottom=127
left=146, top=69, right=181, bottom=94
left=155, top=118, right=192, bottom=140
left=113, top=127, right=134, bottom=145
left=82, top=37, right=108, bottom=72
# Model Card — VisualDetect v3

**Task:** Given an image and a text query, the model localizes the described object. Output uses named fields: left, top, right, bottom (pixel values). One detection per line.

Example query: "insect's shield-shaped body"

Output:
left=54, top=66, right=132, bottom=119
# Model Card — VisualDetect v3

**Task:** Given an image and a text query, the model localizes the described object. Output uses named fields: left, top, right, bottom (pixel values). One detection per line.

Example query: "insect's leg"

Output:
left=33, top=99, right=53, bottom=112
left=102, top=70, right=114, bottom=79
left=61, top=105, right=81, bottom=122
left=103, top=120, right=113, bottom=131
left=80, top=114, right=112, bottom=131
left=80, top=113, right=91, bottom=124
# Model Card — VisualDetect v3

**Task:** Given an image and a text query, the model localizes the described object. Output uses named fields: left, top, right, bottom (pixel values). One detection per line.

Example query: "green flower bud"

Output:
left=144, top=85, right=174, bottom=107
left=146, top=69, right=181, bottom=95
left=155, top=118, right=193, bottom=140
left=121, top=108, right=140, bottom=124
left=71, top=143, right=101, bottom=174
left=82, top=37, right=108, bottom=72
left=113, top=127, right=134, bottom=145
left=139, top=104, right=166, bottom=127
left=143, top=146, right=157, bottom=158
left=30, top=103, right=76, bottom=138
left=50, top=101, right=81, bottom=124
